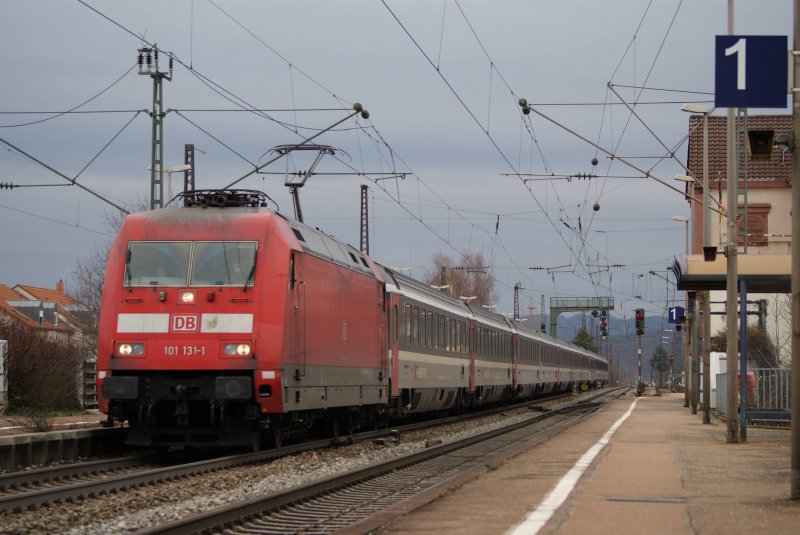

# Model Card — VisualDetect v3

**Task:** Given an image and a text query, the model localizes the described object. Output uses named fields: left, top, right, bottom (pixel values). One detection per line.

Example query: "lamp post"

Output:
left=147, top=164, right=192, bottom=207
left=680, top=103, right=713, bottom=259
left=672, top=215, right=690, bottom=406
left=671, top=215, right=689, bottom=255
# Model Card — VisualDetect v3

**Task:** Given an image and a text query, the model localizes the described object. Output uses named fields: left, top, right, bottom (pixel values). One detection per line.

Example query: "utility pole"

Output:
left=702, top=292, right=711, bottom=424
left=724, top=0, right=740, bottom=444
left=183, top=144, right=195, bottom=200
left=513, top=282, right=522, bottom=320
left=138, top=46, right=173, bottom=210
left=360, top=185, right=369, bottom=254
left=688, top=292, right=697, bottom=414
left=790, top=0, right=800, bottom=500
left=540, top=294, right=546, bottom=332
left=637, top=334, right=642, bottom=395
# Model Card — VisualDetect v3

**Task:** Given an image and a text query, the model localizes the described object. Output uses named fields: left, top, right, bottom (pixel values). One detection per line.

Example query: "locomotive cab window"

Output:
left=124, top=241, right=191, bottom=286
left=191, top=241, right=258, bottom=287
left=123, top=241, right=258, bottom=287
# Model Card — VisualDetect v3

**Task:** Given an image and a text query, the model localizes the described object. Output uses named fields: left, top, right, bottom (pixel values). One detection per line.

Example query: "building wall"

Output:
left=685, top=114, right=791, bottom=368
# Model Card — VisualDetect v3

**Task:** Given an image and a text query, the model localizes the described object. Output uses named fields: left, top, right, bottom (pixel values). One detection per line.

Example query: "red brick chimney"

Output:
left=56, top=280, right=65, bottom=294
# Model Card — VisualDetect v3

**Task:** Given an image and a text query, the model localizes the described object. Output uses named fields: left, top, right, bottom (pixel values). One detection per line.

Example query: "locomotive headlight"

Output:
left=179, top=290, right=196, bottom=304
left=223, top=343, right=251, bottom=356
left=117, top=343, right=144, bottom=356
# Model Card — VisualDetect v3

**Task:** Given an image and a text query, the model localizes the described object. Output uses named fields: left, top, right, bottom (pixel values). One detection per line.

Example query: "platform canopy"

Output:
left=672, top=254, right=790, bottom=293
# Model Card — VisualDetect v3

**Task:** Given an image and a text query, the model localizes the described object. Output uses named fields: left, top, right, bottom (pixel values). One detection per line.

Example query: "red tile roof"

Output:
left=686, top=114, right=792, bottom=190
left=15, top=283, right=81, bottom=306
left=0, top=282, right=78, bottom=333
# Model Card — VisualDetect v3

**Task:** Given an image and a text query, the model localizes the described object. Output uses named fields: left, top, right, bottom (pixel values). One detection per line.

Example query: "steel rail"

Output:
left=136, top=388, right=626, bottom=535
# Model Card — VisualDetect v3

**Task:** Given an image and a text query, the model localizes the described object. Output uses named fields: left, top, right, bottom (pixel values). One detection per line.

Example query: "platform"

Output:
left=357, top=391, right=797, bottom=535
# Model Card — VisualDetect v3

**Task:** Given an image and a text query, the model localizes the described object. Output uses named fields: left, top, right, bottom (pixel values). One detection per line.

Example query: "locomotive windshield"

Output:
left=191, top=241, right=257, bottom=286
left=123, top=241, right=257, bottom=287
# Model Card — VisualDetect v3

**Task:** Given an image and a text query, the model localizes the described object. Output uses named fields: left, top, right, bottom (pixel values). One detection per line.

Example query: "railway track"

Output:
left=0, top=390, right=576, bottom=514
left=0, top=395, right=620, bottom=533
left=135, top=388, right=627, bottom=535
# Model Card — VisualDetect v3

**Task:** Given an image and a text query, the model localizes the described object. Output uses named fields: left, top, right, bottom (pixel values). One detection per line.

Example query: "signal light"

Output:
left=635, top=308, right=645, bottom=336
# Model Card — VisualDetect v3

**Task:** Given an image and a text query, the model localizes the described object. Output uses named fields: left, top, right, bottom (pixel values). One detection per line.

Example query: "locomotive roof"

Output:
left=276, top=213, right=375, bottom=277
left=123, top=206, right=376, bottom=278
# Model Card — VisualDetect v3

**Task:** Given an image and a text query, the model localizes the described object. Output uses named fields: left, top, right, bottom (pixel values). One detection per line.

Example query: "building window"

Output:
left=737, top=203, right=770, bottom=246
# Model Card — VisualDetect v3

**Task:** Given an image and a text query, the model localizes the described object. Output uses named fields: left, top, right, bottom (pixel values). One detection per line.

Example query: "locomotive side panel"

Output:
left=281, top=252, right=386, bottom=412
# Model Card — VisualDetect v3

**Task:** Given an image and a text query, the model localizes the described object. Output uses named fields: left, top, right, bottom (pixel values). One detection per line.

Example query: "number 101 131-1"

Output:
left=164, top=345, right=206, bottom=357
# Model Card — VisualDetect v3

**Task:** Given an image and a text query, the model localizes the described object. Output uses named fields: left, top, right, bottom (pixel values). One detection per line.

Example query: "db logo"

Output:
left=172, top=314, right=199, bottom=332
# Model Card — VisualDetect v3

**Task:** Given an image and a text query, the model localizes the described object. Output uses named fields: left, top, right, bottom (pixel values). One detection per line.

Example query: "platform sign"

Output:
left=668, top=306, right=685, bottom=324
left=715, top=35, right=787, bottom=108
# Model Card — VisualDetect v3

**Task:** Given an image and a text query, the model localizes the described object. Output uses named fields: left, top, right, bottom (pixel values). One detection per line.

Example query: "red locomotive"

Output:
left=97, top=190, right=607, bottom=449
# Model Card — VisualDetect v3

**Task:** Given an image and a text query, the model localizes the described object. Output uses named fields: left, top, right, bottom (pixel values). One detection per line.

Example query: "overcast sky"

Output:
left=0, top=1, right=791, bottom=327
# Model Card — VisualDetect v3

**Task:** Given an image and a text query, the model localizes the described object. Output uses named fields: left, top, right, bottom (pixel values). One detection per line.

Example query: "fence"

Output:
left=715, top=368, right=791, bottom=418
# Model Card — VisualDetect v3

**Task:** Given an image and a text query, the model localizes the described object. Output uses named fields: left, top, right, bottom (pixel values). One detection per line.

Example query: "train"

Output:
left=97, top=189, right=607, bottom=449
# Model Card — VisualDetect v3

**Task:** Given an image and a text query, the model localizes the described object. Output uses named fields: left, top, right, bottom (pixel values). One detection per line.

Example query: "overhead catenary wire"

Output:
left=0, top=136, right=129, bottom=213
left=71, top=1, right=670, bottom=307
left=0, top=64, right=138, bottom=128
left=380, top=0, right=684, bottom=303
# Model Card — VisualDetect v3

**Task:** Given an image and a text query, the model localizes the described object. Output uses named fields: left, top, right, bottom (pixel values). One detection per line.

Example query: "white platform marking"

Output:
left=507, top=397, right=640, bottom=535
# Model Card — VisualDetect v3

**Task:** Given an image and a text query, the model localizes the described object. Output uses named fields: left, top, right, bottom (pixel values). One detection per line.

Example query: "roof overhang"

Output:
left=672, top=254, right=790, bottom=293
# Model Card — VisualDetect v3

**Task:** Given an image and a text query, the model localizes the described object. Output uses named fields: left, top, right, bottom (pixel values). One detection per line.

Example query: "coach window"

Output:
left=412, top=307, right=419, bottom=347
left=191, top=241, right=257, bottom=287
left=418, top=308, right=425, bottom=348
left=426, top=310, right=433, bottom=348
left=439, top=314, right=446, bottom=351
left=392, top=304, right=398, bottom=345
left=125, top=241, right=191, bottom=286
left=404, top=304, right=412, bottom=346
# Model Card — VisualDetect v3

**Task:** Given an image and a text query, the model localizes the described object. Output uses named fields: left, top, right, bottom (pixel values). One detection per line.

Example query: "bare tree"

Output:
left=424, top=251, right=497, bottom=306
left=710, top=324, right=780, bottom=369
left=769, top=294, right=791, bottom=367
left=67, top=196, right=148, bottom=347
left=0, top=319, right=83, bottom=410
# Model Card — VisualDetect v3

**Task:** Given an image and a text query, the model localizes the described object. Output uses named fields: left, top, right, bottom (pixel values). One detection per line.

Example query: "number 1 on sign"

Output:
left=725, top=38, right=746, bottom=90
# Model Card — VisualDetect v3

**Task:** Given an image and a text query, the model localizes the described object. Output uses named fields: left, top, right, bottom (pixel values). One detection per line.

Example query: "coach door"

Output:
left=389, top=293, right=400, bottom=397
left=290, top=252, right=307, bottom=379
left=468, top=319, right=476, bottom=392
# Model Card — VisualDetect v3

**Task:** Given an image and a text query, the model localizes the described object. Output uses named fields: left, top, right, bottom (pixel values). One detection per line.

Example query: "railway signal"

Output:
left=635, top=308, right=645, bottom=336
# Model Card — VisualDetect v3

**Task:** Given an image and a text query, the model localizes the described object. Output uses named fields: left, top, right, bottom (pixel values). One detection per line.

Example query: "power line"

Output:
left=0, top=64, right=137, bottom=128
left=0, top=201, right=111, bottom=237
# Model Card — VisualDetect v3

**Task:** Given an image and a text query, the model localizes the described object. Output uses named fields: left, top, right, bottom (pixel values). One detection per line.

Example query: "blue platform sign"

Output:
left=715, top=35, right=787, bottom=108
left=668, top=306, right=685, bottom=324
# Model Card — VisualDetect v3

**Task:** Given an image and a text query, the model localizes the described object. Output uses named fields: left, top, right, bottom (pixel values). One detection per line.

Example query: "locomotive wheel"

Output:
left=330, top=417, right=340, bottom=440
left=249, top=428, right=263, bottom=452
left=271, top=425, right=284, bottom=449
left=268, top=416, right=286, bottom=449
